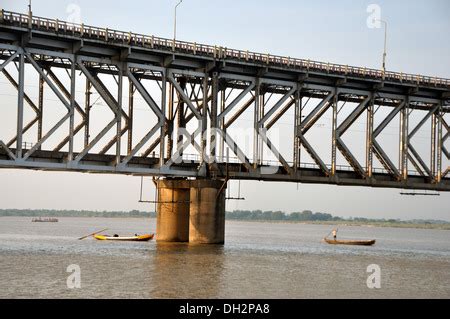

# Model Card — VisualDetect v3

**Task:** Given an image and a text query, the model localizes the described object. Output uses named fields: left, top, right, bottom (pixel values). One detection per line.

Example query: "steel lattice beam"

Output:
left=0, top=16, right=449, bottom=191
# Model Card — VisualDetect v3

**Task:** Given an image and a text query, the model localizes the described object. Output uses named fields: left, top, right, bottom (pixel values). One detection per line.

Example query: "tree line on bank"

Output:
left=0, top=209, right=447, bottom=225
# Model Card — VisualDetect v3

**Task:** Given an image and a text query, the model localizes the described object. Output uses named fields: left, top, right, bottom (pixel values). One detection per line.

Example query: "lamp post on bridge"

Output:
left=173, top=0, right=183, bottom=51
left=28, top=0, right=32, bottom=28
left=378, top=19, right=388, bottom=76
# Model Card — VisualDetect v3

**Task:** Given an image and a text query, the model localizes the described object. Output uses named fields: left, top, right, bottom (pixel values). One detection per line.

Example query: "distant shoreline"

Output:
left=225, top=219, right=450, bottom=230
left=1, top=213, right=449, bottom=231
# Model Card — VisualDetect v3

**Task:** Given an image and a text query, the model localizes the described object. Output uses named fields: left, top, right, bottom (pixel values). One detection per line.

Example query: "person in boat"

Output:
left=332, top=229, right=338, bottom=240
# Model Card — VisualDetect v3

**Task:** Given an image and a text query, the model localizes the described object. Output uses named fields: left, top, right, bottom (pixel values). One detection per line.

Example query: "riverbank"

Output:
left=226, top=219, right=450, bottom=230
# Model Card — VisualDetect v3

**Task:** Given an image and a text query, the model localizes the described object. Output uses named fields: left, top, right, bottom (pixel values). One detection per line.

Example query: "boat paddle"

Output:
left=78, top=228, right=109, bottom=240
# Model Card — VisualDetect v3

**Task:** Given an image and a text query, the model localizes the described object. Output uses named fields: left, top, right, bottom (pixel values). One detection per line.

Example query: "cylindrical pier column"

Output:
left=156, top=179, right=191, bottom=243
left=189, top=180, right=226, bottom=245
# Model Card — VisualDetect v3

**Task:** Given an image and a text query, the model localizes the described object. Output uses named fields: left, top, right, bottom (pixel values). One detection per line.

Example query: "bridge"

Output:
left=0, top=10, right=449, bottom=244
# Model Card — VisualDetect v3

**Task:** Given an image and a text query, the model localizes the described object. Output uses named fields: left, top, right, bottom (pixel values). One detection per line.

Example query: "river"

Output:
left=0, top=217, right=449, bottom=299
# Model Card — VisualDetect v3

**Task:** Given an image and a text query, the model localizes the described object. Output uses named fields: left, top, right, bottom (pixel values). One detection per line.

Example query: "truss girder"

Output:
left=0, top=43, right=449, bottom=191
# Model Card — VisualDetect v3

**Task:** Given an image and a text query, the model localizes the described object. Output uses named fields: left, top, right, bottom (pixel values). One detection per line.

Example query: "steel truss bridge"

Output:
left=0, top=10, right=449, bottom=191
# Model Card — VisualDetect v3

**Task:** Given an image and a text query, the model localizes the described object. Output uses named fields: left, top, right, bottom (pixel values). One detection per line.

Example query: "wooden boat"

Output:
left=94, top=234, right=154, bottom=242
left=324, top=238, right=376, bottom=246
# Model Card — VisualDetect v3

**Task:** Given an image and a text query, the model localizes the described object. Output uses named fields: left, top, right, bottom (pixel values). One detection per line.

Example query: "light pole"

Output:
left=378, top=19, right=388, bottom=75
left=28, top=0, right=32, bottom=28
left=173, top=0, right=183, bottom=50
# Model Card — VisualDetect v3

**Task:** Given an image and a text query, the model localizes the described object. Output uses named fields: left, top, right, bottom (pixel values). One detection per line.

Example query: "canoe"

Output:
left=94, top=234, right=154, bottom=242
left=324, top=238, right=376, bottom=246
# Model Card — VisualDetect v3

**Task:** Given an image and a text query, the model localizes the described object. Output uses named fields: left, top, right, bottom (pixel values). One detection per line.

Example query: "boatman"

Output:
left=332, top=229, right=338, bottom=240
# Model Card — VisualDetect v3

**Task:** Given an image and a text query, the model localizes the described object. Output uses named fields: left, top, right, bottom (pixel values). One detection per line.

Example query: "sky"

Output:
left=0, top=0, right=449, bottom=220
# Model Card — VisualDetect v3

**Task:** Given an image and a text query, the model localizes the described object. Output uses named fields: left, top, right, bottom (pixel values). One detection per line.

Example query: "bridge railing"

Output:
left=1, top=10, right=449, bottom=88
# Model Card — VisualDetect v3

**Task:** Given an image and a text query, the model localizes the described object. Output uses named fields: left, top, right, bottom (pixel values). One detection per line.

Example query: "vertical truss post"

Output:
left=68, top=60, right=76, bottom=161
left=84, top=80, right=91, bottom=148
left=259, top=91, right=265, bottom=165
left=331, top=92, right=338, bottom=176
left=431, top=111, right=437, bottom=180
left=366, top=93, right=374, bottom=177
left=219, top=88, right=225, bottom=162
left=166, top=82, right=174, bottom=159
left=210, top=72, right=219, bottom=161
left=201, top=76, right=208, bottom=164
left=436, top=102, right=443, bottom=183
left=16, top=52, right=25, bottom=159
left=37, top=74, right=44, bottom=150
left=253, top=78, right=261, bottom=168
left=400, top=97, right=409, bottom=180
left=160, top=70, right=167, bottom=166
left=293, top=85, right=302, bottom=171
left=116, top=68, right=123, bottom=165
left=128, top=81, right=134, bottom=155
left=176, top=77, right=186, bottom=158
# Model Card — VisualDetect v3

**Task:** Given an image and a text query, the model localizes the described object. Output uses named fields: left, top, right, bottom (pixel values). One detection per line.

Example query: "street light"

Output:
left=28, top=0, right=32, bottom=28
left=378, top=19, right=388, bottom=75
left=173, top=0, right=183, bottom=50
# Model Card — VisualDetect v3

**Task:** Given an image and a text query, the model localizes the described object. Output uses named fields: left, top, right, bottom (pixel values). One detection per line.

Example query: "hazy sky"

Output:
left=0, top=0, right=449, bottom=220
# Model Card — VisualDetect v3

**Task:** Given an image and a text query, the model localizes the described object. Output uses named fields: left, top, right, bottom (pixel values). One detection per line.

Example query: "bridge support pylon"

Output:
left=189, top=180, right=227, bottom=245
left=156, top=179, right=227, bottom=245
left=156, top=179, right=191, bottom=243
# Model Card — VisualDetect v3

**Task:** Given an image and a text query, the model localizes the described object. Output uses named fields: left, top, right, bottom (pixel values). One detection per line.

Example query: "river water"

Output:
left=0, top=217, right=449, bottom=299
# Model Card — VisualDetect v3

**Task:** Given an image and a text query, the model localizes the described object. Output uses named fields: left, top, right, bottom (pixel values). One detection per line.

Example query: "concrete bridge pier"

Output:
left=189, top=180, right=227, bottom=245
left=156, top=179, right=227, bottom=245
left=156, top=179, right=191, bottom=243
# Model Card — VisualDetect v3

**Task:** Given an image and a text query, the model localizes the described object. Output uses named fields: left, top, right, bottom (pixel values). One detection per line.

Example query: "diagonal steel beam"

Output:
left=0, top=140, right=16, bottom=160
left=443, top=167, right=449, bottom=178
left=406, top=104, right=440, bottom=178
left=336, top=136, right=366, bottom=177
left=99, top=125, right=129, bottom=155
left=408, top=144, right=432, bottom=177
left=225, top=96, right=255, bottom=129
left=167, top=73, right=202, bottom=120
left=185, top=94, right=212, bottom=124
left=298, top=92, right=334, bottom=134
left=371, top=101, right=404, bottom=178
left=259, top=87, right=297, bottom=125
left=46, top=68, right=86, bottom=119
left=298, top=134, right=330, bottom=175
left=259, top=129, right=292, bottom=174
left=266, top=99, right=295, bottom=130
left=334, top=95, right=371, bottom=178
left=337, top=96, right=371, bottom=135
left=126, top=70, right=164, bottom=120
left=22, top=113, right=72, bottom=161
left=373, top=140, right=400, bottom=177
left=0, top=52, right=18, bottom=72
left=74, top=118, right=117, bottom=163
left=24, top=52, right=71, bottom=110
left=217, top=129, right=253, bottom=171
left=409, top=104, right=440, bottom=139
left=77, top=61, right=129, bottom=121
left=218, top=82, right=256, bottom=122
left=53, top=120, right=87, bottom=152
left=2, top=69, right=40, bottom=114
left=7, top=117, right=39, bottom=148
left=373, top=101, right=405, bottom=137
left=407, top=152, right=425, bottom=176
left=119, top=122, right=163, bottom=167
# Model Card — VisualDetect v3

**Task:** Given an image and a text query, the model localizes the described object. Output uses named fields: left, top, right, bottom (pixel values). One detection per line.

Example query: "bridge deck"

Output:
left=0, top=10, right=449, bottom=191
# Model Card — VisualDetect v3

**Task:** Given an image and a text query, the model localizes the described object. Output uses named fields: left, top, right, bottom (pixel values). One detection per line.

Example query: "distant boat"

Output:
left=94, top=234, right=154, bottom=242
left=324, top=238, right=376, bottom=246
left=32, top=217, right=59, bottom=223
